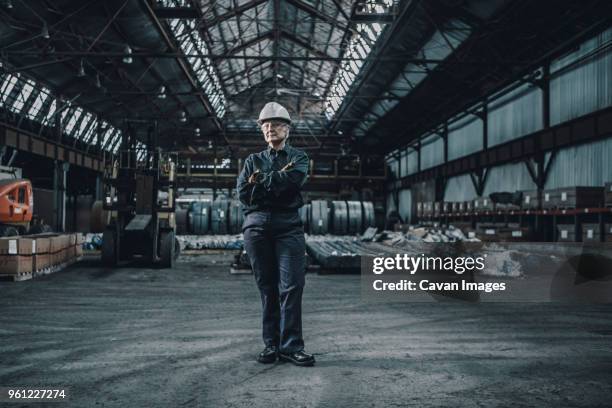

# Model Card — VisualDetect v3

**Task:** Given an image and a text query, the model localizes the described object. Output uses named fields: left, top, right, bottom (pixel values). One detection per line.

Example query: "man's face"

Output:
left=260, top=120, right=288, bottom=144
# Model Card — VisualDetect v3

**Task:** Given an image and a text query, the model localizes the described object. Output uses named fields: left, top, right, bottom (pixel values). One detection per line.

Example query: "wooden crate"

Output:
left=0, top=238, right=36, bottom=255
left=582, top=223, right=601, bottom=242
left=522, top=190, right=539, bottom=210
left=558, top=186, right=603, bottom=208
left=557, top=224, right=578, bottom=242
left=473, top=197, right=494, bottom=212
left=0, top=255, right=33, bottom=275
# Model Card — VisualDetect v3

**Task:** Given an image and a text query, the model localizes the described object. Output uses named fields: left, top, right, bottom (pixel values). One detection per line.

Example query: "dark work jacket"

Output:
left=237, top=144, right=309, bottom=214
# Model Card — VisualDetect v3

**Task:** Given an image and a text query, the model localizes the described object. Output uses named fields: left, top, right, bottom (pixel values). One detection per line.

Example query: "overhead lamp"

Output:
left=94, top=73, right=101, bottom=88
left=194, top=127, right=200, bottom=136
left=77, top=59, right=86, bottom=77
left=157, top=85, right=166, bottom=99
left=179, top=110, right=187, bottom=123
left=207, top=140, right=213, bottom=149
left=41, top=22, right=49, bottom=39
left=337, top=130, right=343, bottom=135
left=276, top=74, right=283, bottom=79
left=5, top=0, right=13, bottom=10
left=122, top=44, right=133, bottom=64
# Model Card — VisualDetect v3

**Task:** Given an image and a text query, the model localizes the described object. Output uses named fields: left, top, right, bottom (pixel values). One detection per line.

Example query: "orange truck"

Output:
left=0, top=178, right=35, bottom=236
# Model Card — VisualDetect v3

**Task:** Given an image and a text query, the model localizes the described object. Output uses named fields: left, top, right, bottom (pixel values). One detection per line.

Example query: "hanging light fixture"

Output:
left=194, top=127, right=200, bottom=137
left=122, top=44, right=133, bottom=64
left=41, top=22, right=50, bottom=39
left=157, top=85, right=167, bottom=99
left=6, top=0, right=14, bottom=10
left=77, top=59, right=86, bottom=77
left=207, top=140, right=213, bottom=149
left=179, top=110, right=187, bottom=123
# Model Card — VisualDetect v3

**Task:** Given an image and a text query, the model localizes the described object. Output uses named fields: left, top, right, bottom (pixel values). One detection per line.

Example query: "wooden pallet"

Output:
left=0, top=271, right=33, bottom=282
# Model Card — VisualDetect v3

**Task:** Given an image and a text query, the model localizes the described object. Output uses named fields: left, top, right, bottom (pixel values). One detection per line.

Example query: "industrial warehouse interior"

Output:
left=1, top=0, right=612, bottom=406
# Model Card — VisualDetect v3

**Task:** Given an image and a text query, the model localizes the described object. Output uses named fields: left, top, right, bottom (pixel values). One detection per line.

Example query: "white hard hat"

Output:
left=257, top=102, right=291, bottom=125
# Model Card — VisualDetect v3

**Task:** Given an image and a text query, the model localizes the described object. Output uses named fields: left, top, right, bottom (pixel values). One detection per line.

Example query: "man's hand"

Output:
left=280, top=161, right=294, bottom=172
left=248, top=169, right=261, bottom=184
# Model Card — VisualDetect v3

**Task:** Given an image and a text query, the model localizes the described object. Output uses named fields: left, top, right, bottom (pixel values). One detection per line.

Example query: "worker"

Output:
left=236, top=102, right=315, bottom=367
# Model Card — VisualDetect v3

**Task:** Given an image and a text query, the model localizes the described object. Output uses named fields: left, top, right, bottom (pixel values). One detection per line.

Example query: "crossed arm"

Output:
left=237, top=153, right=309, bottom=206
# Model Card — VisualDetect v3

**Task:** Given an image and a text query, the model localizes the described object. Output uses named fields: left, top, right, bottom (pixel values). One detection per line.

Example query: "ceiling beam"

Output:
left=201, top=0, right=268, bottom=27
left=143, top=0, right=222, bottom=132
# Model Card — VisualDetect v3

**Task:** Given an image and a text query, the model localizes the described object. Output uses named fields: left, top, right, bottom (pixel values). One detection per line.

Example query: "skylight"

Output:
left=324, top=1, right=394, bottom=120
left=162, top=0, right=227, bottom=118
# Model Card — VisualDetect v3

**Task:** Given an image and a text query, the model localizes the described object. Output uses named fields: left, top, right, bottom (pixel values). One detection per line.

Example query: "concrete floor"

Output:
left=1, top=252, right=611, bottom=407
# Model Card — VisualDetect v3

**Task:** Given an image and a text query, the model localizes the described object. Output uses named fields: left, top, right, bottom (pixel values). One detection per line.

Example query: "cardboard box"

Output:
left=33, top=236, right=51, bottom=254
left=0, top=255, right=33, bottom=274
left=0, top=238, right=36, bottom=255
left=34, top=254, right=51, bottom=271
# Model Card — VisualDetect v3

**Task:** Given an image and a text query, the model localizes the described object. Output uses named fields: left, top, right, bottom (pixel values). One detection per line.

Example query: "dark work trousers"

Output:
left=243, top=210, right=306, bottom=353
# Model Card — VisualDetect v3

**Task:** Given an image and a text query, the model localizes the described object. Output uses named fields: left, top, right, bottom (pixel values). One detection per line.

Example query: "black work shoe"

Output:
left=257, top=345, right=278, bottom=364
left=278, top=350, right=315, bottom=367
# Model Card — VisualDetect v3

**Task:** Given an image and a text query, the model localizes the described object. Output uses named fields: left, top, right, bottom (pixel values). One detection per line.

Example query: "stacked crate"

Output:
left=473, top=197, right=495, bottom=212
left=557, top=224, right=577, bottom=242
left=422, top=202, right=433, bottom=218
left=0, top=237, right=35, bottom=280
left=522, top=190, right=539, bottom=210
left=442, top=202, right=453, bottom=215
left=543, top=187, right=603, bottom=209
left=433, top=202, right=442, bottom=217
left=581, top=224, right=601, bottom=242
left=33, top=235, right=52, bottom=272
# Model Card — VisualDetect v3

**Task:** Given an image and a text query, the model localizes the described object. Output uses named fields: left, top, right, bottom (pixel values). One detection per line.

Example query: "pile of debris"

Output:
left=383, top=225, right=480, bottom=246
left=177, top=234, right=243, bottom=251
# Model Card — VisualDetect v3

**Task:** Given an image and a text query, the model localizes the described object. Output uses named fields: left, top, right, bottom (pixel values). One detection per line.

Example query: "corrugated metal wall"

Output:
left=482, top=162, right=537, bottom=195
left=545, top=138, right=612, bottom=188
left=406, top=150, right=418, bottom=175
left=487, top=83, right=543, bottom=147
left=444, top=174, right=477, bottom=201
left=550, top=27, right=612, bottom=125
left=398, top=189, right=412, bottom=223
left=419, top=134, right=444, bottom=170
left=386, top=191, right=397, bottom=215
left=447, top=114, right=483, bottom=160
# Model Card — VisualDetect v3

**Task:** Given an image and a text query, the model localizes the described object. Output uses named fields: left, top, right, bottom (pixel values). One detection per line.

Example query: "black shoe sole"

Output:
left=257, top=355, right=277, bottom=364
left=278, top=354, right=315, bottom=367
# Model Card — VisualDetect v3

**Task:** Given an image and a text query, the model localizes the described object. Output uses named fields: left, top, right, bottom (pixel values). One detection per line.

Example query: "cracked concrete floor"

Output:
left=1, top=252, right=611, bottom=407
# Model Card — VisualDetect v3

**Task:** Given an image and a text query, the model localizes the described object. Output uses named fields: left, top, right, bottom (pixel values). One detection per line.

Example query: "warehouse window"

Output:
left=82, top=119, right=98, bottom=143
left=26, top=87, right=51, bottom=120
left=42, top=99, right=57, bottom=126
left=64, top=107, right=83, bottom=136
left=164, top=2, right=227, bottom=119
left=11, top=79, right=35, bottom=113
left=0, top=74, right=19, bottom=106
left=324, top=12, right=391, bottom=120
left=74, top=112, right=93, bottom=139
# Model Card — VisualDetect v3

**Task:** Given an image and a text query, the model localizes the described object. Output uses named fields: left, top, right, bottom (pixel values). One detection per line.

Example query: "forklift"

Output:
left=101, top=119, right=178, bottom=268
